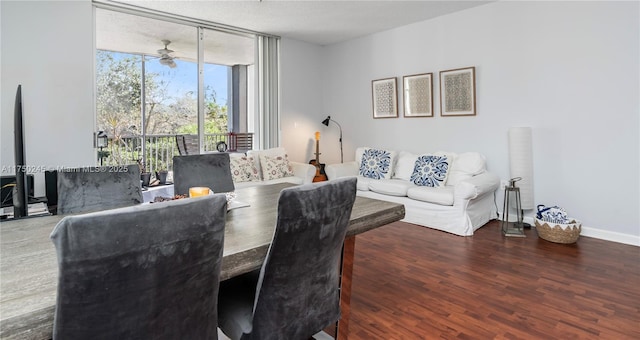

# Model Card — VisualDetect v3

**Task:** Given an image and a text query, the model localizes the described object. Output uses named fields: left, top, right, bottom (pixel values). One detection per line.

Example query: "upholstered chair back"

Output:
left=173, top=153, right=235, bottom=195
left=50, top=194, right=227, bottom=340
left=248, top=177, right=357, bottom=339
left=56, top=164, right=142, bottom=215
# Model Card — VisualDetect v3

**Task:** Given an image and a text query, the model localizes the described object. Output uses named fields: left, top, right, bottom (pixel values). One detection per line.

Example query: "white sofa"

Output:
left=230, top=147, right=315, bottom=189
left=142, top=148, right=313, bottom=203
left=325, top=147, right=500, bottom=236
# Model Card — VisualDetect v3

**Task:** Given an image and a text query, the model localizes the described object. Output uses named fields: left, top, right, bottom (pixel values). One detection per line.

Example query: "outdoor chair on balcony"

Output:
left=176, top=134, right=199, bottom=155
left=228, top=133, right=253, bottom=152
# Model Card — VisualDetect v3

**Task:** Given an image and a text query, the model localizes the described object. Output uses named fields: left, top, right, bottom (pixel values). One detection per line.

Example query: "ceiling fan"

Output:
left=157, top=39, right=176, bottom=68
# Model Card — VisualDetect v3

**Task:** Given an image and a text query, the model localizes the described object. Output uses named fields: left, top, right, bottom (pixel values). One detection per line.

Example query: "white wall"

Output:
left=1, top=0, right=95, bottom=196
left=279, top=38, right=326, bottom=163
left=320, top=1, right=639, bottom=243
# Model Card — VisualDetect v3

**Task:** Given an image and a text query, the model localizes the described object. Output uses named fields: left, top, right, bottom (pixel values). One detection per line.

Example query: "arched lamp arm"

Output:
left=330, top=118, right=344, bottom=163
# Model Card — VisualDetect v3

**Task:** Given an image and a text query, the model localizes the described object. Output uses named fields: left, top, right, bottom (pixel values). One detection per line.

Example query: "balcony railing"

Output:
left=99, top=133, right=253, bottom=174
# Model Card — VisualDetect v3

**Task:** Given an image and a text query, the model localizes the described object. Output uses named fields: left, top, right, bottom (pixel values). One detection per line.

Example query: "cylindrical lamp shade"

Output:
left=508, top=127, right=534, bottom=210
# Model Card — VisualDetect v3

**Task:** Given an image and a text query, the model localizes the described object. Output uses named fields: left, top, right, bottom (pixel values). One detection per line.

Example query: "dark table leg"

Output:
left=336, top=236, right=355, bottom=339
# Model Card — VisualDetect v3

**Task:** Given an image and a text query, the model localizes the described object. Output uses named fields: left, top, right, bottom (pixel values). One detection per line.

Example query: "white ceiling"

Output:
left=96, top=8, right=257, bottom=65
left=97, top=0, right=492, bottom=66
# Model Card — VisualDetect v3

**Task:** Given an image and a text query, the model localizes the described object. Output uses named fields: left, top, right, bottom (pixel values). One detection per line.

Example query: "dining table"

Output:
left=0, top=182, right=405, bottom=340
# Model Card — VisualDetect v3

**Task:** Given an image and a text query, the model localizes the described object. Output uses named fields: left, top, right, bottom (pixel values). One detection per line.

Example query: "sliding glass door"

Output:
left=95, top=7, right=256, bottom=174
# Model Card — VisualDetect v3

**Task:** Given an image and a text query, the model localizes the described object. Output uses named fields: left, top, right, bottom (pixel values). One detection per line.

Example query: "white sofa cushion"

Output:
left=410, top=154, right=451, bottom=188
left=355, top=147, right=368, bottom=165
left=368, top=179, right=415, bottom=197
left=289, top=162, right=316, bottom=185
left=393, top=151, right=418, bottom=181
left=407, top=186, right=455, bottom=206
left=450, top=152, right=485, bottom=174
left=358, top=147, right=397, bottom=180
left=356, top=176, right=373, bottom=191
left=440, top=151, right=486, bottom=186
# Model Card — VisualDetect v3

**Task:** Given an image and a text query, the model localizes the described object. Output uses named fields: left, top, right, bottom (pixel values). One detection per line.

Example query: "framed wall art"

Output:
left=439, top=66, right=476, bottom=117
left=371, top=77, right=398, bottom=118
left=403, top=73, right=433, bottom=117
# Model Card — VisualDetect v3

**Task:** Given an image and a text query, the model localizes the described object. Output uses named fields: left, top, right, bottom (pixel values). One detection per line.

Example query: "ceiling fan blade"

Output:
left=157, top=47, right=174, bottom=55
left=158, top=40, right=177, bottom=68
left=159, top=55, right=177, bottom=68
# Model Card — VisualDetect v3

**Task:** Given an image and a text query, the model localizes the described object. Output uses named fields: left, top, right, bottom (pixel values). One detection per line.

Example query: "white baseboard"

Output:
left=578, top=226, right=640, bottom=246
left=500, top=215, right=639, bottom=247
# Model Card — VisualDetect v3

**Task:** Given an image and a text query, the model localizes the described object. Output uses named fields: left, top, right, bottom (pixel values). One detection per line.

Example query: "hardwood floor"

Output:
left=348, top=220, right=640, bottom=339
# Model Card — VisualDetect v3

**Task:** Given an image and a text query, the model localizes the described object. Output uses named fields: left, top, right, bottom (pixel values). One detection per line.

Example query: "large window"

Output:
left=95, top=7, right=256, bottom=174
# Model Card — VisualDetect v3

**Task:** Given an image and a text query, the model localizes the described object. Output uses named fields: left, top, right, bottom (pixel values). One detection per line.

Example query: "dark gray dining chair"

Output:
left=51, top=194, right=227, bottom=340
left=217, top=177, right=358, bottom=340
left=173, top=153, right=235, bottom=195
left=56, top=164, right=142, bottom=215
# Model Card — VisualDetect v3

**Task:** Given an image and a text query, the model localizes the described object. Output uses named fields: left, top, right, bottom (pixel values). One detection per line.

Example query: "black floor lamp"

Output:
left=321, top=116, right=343, bottom=163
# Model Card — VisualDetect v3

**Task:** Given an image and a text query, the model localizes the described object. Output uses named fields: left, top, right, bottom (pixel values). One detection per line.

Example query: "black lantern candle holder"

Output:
left=502, top=177, right=526, bottom=237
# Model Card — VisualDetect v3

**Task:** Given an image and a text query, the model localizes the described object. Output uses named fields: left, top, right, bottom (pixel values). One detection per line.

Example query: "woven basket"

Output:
left=535, top=218, right=581, bottom=244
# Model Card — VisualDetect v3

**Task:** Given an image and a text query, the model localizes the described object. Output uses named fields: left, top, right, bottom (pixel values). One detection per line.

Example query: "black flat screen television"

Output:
left=13, top=84, right=28, bottom=218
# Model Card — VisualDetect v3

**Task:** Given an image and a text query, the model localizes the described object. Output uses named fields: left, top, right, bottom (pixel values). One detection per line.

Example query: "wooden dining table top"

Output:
left=0, top=182, right=405, bottom=340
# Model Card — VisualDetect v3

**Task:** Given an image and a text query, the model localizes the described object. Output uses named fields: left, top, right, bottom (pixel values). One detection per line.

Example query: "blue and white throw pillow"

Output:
left=359, top=148, right=393, bottom=179
left=410, top=155, right=450, bottom=187
left=536, top=205, right=569, bottom=224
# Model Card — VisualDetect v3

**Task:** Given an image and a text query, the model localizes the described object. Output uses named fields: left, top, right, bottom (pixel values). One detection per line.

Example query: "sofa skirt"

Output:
left=357, top=190, right=497, bottom=236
